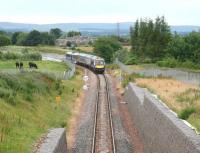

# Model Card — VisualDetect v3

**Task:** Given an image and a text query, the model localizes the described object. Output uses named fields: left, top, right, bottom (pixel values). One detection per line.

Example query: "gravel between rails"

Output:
left=70, top=70, right=134, bottom=153
left=105, top=74, right=134, bottom=153
left=70, top=69, right=97, bottom=153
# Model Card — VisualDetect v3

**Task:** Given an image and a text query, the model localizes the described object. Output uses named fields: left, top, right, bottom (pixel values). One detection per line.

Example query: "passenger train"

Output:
left=66, top=52, right=105, bottom=73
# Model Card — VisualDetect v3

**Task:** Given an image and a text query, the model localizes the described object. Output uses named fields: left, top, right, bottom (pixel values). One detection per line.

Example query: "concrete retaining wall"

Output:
left=37, top=128, right=67, bottom=153
left=124, top=83, right=200, bottom=153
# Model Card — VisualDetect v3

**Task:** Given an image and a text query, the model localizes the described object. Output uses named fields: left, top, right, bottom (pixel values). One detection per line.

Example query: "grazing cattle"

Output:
left=19, top=62, right=23, bottom=69
left=29, top=62, right=38, bottom=69
left=15, top=62, right=19, bottom=68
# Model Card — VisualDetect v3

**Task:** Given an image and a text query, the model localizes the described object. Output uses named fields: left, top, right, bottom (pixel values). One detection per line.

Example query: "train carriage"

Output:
left=66, top=52, right=105, bottom=74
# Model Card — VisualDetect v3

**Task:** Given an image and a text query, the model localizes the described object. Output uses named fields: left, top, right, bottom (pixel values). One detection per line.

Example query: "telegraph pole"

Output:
left=117, top=22, right=120, bottom=40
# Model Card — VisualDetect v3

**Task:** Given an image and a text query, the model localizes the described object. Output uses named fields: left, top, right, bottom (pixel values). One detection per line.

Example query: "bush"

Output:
left=121, top=73, right=138, bottom=87
left=157, top=58, right=178, bottom=68
left=106, top=64, right=119, bottom=70
left=0, top=51, right=42, bottom=61
left=157, top=58, right=200, bottom=70
left=22, top=52, right=42, bottom=61
left=125, top=56, right=138, bottom=65
left=117, top=49, right=138, bottom=65
left=2, top=52, right=21, bottom=60
left=178, top=107, right=197, bottom=120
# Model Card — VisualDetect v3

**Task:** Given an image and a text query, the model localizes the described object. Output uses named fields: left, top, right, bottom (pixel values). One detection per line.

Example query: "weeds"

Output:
left=176, top=88, right=200, bottom=105
left=0, top=51, right=42, bottom=61
left=121, top=73, right=143, bottom=87
left=0, top=72, right=59, bottom=104
left=178, top=107, right=197, bottom=120
left=0, top=69, right=83, bottom=153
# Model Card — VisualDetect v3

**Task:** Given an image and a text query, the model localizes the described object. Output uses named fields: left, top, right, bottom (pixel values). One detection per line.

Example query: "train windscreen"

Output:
left=95, top=60, right=104, bottom=65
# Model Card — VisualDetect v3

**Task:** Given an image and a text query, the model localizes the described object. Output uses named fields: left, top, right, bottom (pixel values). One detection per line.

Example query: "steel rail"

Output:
left=91, top=74, right=116, bottom=153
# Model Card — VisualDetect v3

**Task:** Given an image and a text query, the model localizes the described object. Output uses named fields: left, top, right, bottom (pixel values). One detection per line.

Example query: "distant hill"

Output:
left=0, top=22, right=200, bottom=36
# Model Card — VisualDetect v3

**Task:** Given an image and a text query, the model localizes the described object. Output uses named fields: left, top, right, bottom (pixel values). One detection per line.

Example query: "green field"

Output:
left=0, top=60, right=68, bottom=71
left=0, top=67, right=83, bottom=153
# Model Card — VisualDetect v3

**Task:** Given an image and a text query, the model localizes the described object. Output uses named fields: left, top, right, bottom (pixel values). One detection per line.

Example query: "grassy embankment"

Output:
left=108, top=64, right=200, bottom=132
left=0, top=61, right=83, bottom=152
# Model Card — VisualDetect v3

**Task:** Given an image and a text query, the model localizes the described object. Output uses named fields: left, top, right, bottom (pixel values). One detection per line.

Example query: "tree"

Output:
left=93, top=37, right=122, bottom=63
left=0, top=35, right=11, bottom=46
left=67, top=31, right=81, bottom=37
left=166, top=31, right=200, bottom=64
left=130, top=16, right=171, bottom=62
left=50, top=28, right=62, bottom=39
left=16, top=33, right=28, bottom=46
left=166, top=34, right=187, bottom=61
left=25, top=30, right=42, bottom=46
left=41, top=32, right=55, bottom=45
left=11, top=32, right=21, bottom=44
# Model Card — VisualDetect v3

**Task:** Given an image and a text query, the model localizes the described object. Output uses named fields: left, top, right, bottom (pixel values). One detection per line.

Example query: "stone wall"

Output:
left=124, top=83, right=200, bottom=153
left=37, top=128, right=67, bottom=153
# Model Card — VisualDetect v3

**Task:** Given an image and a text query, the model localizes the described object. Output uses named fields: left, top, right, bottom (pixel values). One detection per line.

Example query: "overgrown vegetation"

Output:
left=133, top=77, right=200, bottom=132
left=0, top=51, right=41, bottom=61
left=157, top=58, right=200, bottom=69
left=117, top=49, right=138, bottom=65
left=178, top=107, right=197, bottom=120
left=0, top=45, right=68, bottom=55
left=0, top=69, right=83, bottom=153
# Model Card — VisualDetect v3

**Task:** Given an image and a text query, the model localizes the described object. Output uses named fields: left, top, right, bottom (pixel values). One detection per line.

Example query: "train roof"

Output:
left=66, top=51, right=104, bottom=61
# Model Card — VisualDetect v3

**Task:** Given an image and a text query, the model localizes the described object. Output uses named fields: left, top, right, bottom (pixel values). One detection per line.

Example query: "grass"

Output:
left=76, top=46, right=94, bottom=52
left=0, top=60, right=68, bottom=71
left=0, top=67, right=83, bottom=153
left=110, top=60, right=200, bottom=132
left=0, top=45, right=68, bottom=55
left=134, top=77, right=200, bottom=132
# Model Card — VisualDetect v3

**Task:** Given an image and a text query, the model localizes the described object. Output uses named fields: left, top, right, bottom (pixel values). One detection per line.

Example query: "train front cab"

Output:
left=94, top=59, right=105, bottom=74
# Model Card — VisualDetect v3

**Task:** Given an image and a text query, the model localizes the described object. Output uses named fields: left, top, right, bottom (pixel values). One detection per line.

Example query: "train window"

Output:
left=95, top=60, right=104, bottom=65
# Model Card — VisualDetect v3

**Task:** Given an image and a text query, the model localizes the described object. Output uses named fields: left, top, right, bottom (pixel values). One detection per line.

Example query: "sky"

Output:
left=0, top=0, right=200, bottom=25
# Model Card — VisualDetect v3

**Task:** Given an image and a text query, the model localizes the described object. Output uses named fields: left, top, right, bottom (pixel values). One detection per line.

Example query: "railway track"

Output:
left=91, top=74, right=116, bottom=153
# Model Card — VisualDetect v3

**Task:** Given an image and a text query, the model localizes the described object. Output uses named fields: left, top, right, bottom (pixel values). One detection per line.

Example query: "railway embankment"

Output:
left=124, top=83, right=200, bottom=153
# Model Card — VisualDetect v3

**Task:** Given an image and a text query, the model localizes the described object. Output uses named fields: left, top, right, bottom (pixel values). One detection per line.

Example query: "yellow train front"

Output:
left=91, top=57, right=105, bottom=74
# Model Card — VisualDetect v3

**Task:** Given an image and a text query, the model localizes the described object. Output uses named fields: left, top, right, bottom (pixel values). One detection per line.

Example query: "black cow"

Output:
left=19, top=62, right=23, bottom=69
left=15, top=62, right=19, bottom=68
left=29, top=62, right=38, bottom=69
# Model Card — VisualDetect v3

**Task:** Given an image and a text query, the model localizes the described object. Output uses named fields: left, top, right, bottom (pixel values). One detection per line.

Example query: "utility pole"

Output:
left=117, top=22, right=120, bottom=40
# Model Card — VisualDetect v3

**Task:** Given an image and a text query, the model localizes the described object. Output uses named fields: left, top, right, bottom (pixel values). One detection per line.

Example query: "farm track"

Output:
left=91, top=74, right=116, bottom=153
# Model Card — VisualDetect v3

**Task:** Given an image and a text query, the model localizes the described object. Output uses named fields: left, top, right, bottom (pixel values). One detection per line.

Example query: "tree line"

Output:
left=129, top=16, right=200, bottom=68
left=0, top=28, right=62, bottom=46
left=0, top=28, right=82, bottom=47
left=130, top=16, right=171, bottom=62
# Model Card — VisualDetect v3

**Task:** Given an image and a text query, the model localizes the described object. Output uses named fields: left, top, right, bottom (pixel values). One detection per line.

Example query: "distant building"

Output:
left=55, top=36, right=96, bottom=47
